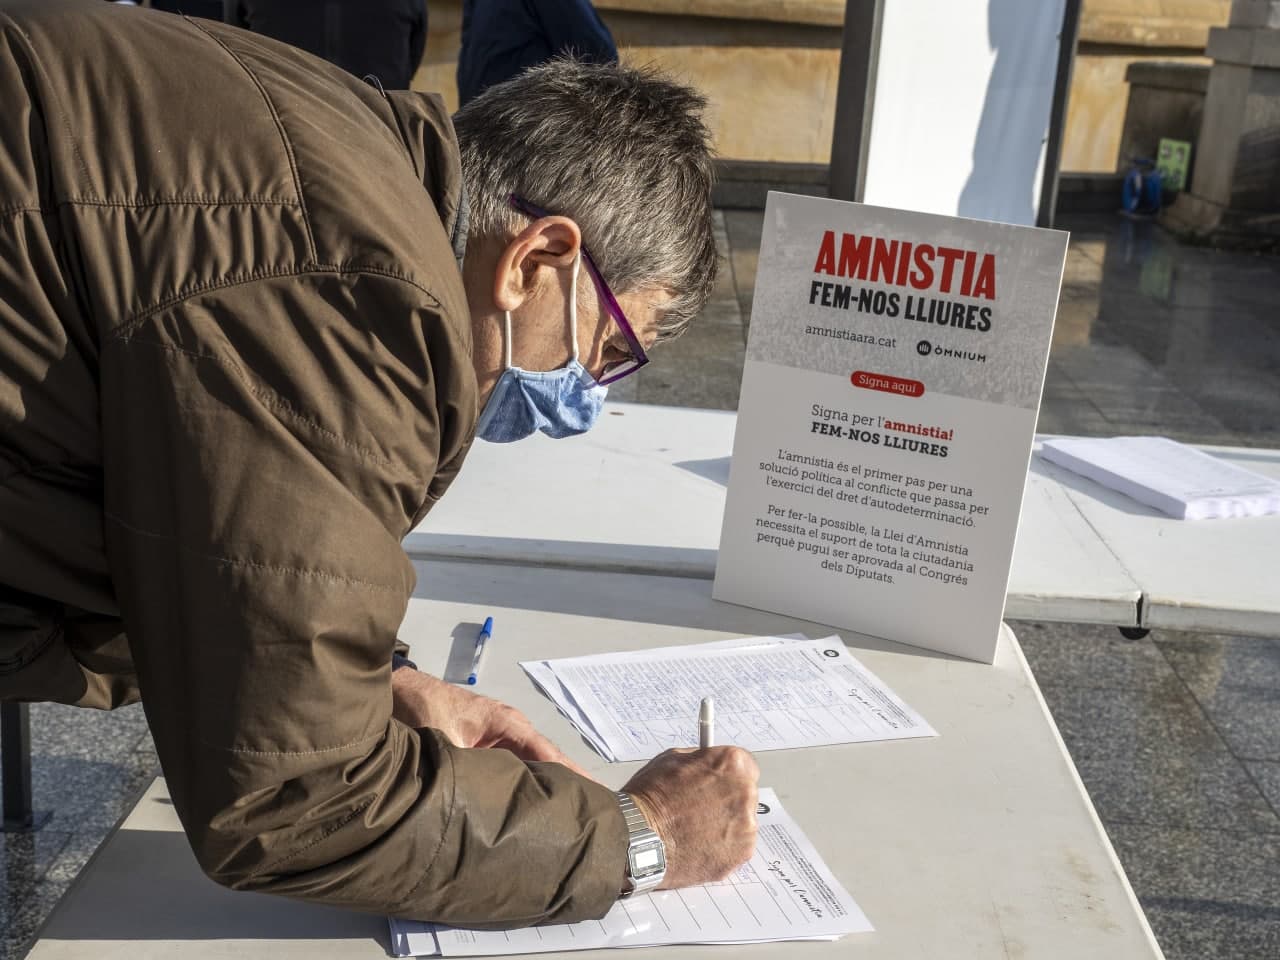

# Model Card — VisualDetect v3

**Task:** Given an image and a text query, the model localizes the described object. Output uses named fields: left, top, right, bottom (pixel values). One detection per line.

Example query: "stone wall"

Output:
left=1116, top=62, right=1209, bottom=171
left=1162, top=7, right=1280, bottom=246
left=1078, top=0, right=1229, bottom=45
left=411, top=0, right=841, bottom=166
left=1065, top=0, right=1228, bottom=172
left=411, top=0, right=1231, bottom=174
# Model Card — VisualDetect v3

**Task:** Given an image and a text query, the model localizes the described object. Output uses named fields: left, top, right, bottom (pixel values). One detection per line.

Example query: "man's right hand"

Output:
left=622, top=746, right=760, bottom=890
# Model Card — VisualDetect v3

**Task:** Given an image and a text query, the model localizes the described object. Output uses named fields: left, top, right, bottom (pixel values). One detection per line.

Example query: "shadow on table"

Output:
left=673, top=456, right=731, bottom=486
left=443, top=621, right=485, bottom=684
left=1029, top=452, right=1165, bottom=518
left=409, top=534, right=718, bottom=579
left=38, top=828, right=390, bottom=946
left=1198, top=447, right=1280, bottom=468
left=411, top=556, right=974, bottom=665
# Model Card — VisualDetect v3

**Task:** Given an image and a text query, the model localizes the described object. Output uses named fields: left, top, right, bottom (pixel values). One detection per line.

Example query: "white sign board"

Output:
left=863, top=0, right=1066, bottom=225
left=714, top=193, right=1067, bottom=663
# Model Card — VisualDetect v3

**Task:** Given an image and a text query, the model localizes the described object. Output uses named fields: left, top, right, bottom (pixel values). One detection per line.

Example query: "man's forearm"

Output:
left=391, top=662, right=440, bottom=729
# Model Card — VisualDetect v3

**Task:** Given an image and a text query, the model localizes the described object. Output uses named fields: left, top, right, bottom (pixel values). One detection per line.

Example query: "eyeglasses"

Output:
left=508, top=194, right=649, bottom=386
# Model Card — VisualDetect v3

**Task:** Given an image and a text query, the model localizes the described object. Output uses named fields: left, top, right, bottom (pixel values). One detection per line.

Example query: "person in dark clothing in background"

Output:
left=231, top=0, right=428, bottom=89
left=458, top=0, right=617, bottom=106
left=147, top=0, right=429, bottom=90
left=145, top=1, right=427, bottom=90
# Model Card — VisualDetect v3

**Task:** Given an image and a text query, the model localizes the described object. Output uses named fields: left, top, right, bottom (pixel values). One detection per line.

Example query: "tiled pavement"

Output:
left=1016, top=625, right=1280, bottom=959
left=3, top=211, right=1279, bottom=959
left=1, top=704, right=158, bottom=959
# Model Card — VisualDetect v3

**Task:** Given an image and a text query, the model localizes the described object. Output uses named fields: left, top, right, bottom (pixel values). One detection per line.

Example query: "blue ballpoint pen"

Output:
left=467, top=617, right=494, bottom=685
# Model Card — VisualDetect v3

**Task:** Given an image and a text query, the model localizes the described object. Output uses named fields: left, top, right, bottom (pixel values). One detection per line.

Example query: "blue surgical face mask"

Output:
left=475, top=252, right=608, bottom=444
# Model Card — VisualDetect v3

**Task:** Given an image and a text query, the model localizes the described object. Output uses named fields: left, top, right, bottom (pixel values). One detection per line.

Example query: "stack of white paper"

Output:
left=388, top=788, right=873, bottom=957
left=522, top=634, right=936, bottom=763
left=1040, top=436, right=1280, bottom=520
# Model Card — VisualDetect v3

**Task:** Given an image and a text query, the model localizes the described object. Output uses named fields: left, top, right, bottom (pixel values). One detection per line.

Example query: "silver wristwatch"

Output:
left=616, top=791, right=666, bottom=898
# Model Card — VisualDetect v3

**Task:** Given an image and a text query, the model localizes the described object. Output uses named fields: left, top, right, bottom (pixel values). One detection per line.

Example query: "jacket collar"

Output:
left=384, top=90, right=469, bottom=269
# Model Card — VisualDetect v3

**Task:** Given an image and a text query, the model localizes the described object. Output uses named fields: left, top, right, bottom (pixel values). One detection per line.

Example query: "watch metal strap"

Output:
left=616, top=791, right=656, bottom=840
left=616, top=791, right=663, bottom=898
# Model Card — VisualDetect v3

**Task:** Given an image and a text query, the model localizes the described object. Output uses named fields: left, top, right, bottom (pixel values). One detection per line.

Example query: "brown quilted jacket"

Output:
left=0, top=0, right=623, bottom=926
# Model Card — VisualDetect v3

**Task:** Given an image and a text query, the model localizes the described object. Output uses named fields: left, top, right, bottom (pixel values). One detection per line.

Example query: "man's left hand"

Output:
left=391, top=667, right=594, bottom=779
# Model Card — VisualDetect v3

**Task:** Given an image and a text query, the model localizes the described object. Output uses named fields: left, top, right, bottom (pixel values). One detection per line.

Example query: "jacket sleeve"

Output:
left=98, top=272, right=626, bottom=925
left=0, top=583, right=139, bottom=710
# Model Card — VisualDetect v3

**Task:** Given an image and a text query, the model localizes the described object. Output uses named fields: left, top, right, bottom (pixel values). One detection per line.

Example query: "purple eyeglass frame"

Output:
left=508, top=194, right=649, bottom=386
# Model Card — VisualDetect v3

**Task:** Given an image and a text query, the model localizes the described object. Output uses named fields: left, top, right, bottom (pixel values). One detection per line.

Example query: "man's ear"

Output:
left=493, top=216, right=582, bottom=312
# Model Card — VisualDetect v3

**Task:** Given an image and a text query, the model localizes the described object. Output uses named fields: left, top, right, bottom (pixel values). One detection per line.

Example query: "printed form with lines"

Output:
left=389, top=789, right=872, bottom=956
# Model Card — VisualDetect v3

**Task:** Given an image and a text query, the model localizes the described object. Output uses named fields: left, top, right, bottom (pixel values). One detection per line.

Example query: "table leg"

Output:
left=2, top=702, right=51, bottom=832
left=1118, top=627, right=1151, bottom=640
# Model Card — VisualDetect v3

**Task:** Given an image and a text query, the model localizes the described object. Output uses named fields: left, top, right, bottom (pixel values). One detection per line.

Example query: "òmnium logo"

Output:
left=920, top=340, right=987, bottom=364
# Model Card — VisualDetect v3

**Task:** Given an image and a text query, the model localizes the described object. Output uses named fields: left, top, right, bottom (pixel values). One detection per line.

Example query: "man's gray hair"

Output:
left=453, top=58, right=718, bottom=342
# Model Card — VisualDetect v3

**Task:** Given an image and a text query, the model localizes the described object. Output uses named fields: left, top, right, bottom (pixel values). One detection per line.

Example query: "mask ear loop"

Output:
left=569, top=250, right=582, bottom=364
left=502, top=310, right=514, bottom=369
left=502, top=250, right=582, bottom=370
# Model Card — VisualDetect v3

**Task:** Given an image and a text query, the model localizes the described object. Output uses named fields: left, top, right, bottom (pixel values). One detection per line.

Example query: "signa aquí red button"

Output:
left=850, top=371, right=925, bottom=397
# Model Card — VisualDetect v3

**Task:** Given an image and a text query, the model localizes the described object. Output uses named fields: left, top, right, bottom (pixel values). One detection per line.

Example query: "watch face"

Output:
left=628, top=839, right=666, bottom=880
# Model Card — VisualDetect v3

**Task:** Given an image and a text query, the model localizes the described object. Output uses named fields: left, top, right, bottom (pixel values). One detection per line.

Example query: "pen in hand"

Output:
left=699, top=697, right=715, bottom=748
left=467, top=617, right=493, bottom=685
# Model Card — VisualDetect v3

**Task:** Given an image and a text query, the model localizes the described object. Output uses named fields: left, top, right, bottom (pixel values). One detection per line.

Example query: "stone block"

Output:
left=1161, top=190, right=1280, bottom=247
left=1232, top=66, right=1280, bottom=209
left=1207, top=24, right=1257, bottom=61
left=1080, top=0, right=1231, bottom=47
left=711, top=160, right=827, bottom=209
left=1190, top=63, right=1252, bottom=203
left=1208, top=24, right=1280, bottom=65
left=1067, top=53, right=1219, bottom=173
left=1119, top=62, right=1210, bottom=166
left=1229, top=0, right=1280, bottom=28
left=1257, top=26, right=1280, bottom=65
left=597, top=0, right=843, bottom=27
left=1176, top=57, right=1280, bottom=221
left=1125, top=60, right=1212, bottom=92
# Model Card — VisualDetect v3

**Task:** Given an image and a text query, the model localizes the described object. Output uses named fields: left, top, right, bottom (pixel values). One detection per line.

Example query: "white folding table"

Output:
left=26, top=560, right=1163, bottom=959
left=407, top=402, right=1279, bottom=637
left=1045, top=443, right=1280, bottom=635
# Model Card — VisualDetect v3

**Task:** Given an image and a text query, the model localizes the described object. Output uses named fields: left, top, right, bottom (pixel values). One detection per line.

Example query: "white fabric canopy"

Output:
left=862, top=0, right=1066, bottom=226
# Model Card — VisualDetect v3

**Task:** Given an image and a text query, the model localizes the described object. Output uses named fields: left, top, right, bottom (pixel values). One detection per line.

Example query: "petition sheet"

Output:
left=388, top=788, right=872, bottom=957
left=523, top=634, right=935, bottom=763
left=521, top=635, right=806, bottom=760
